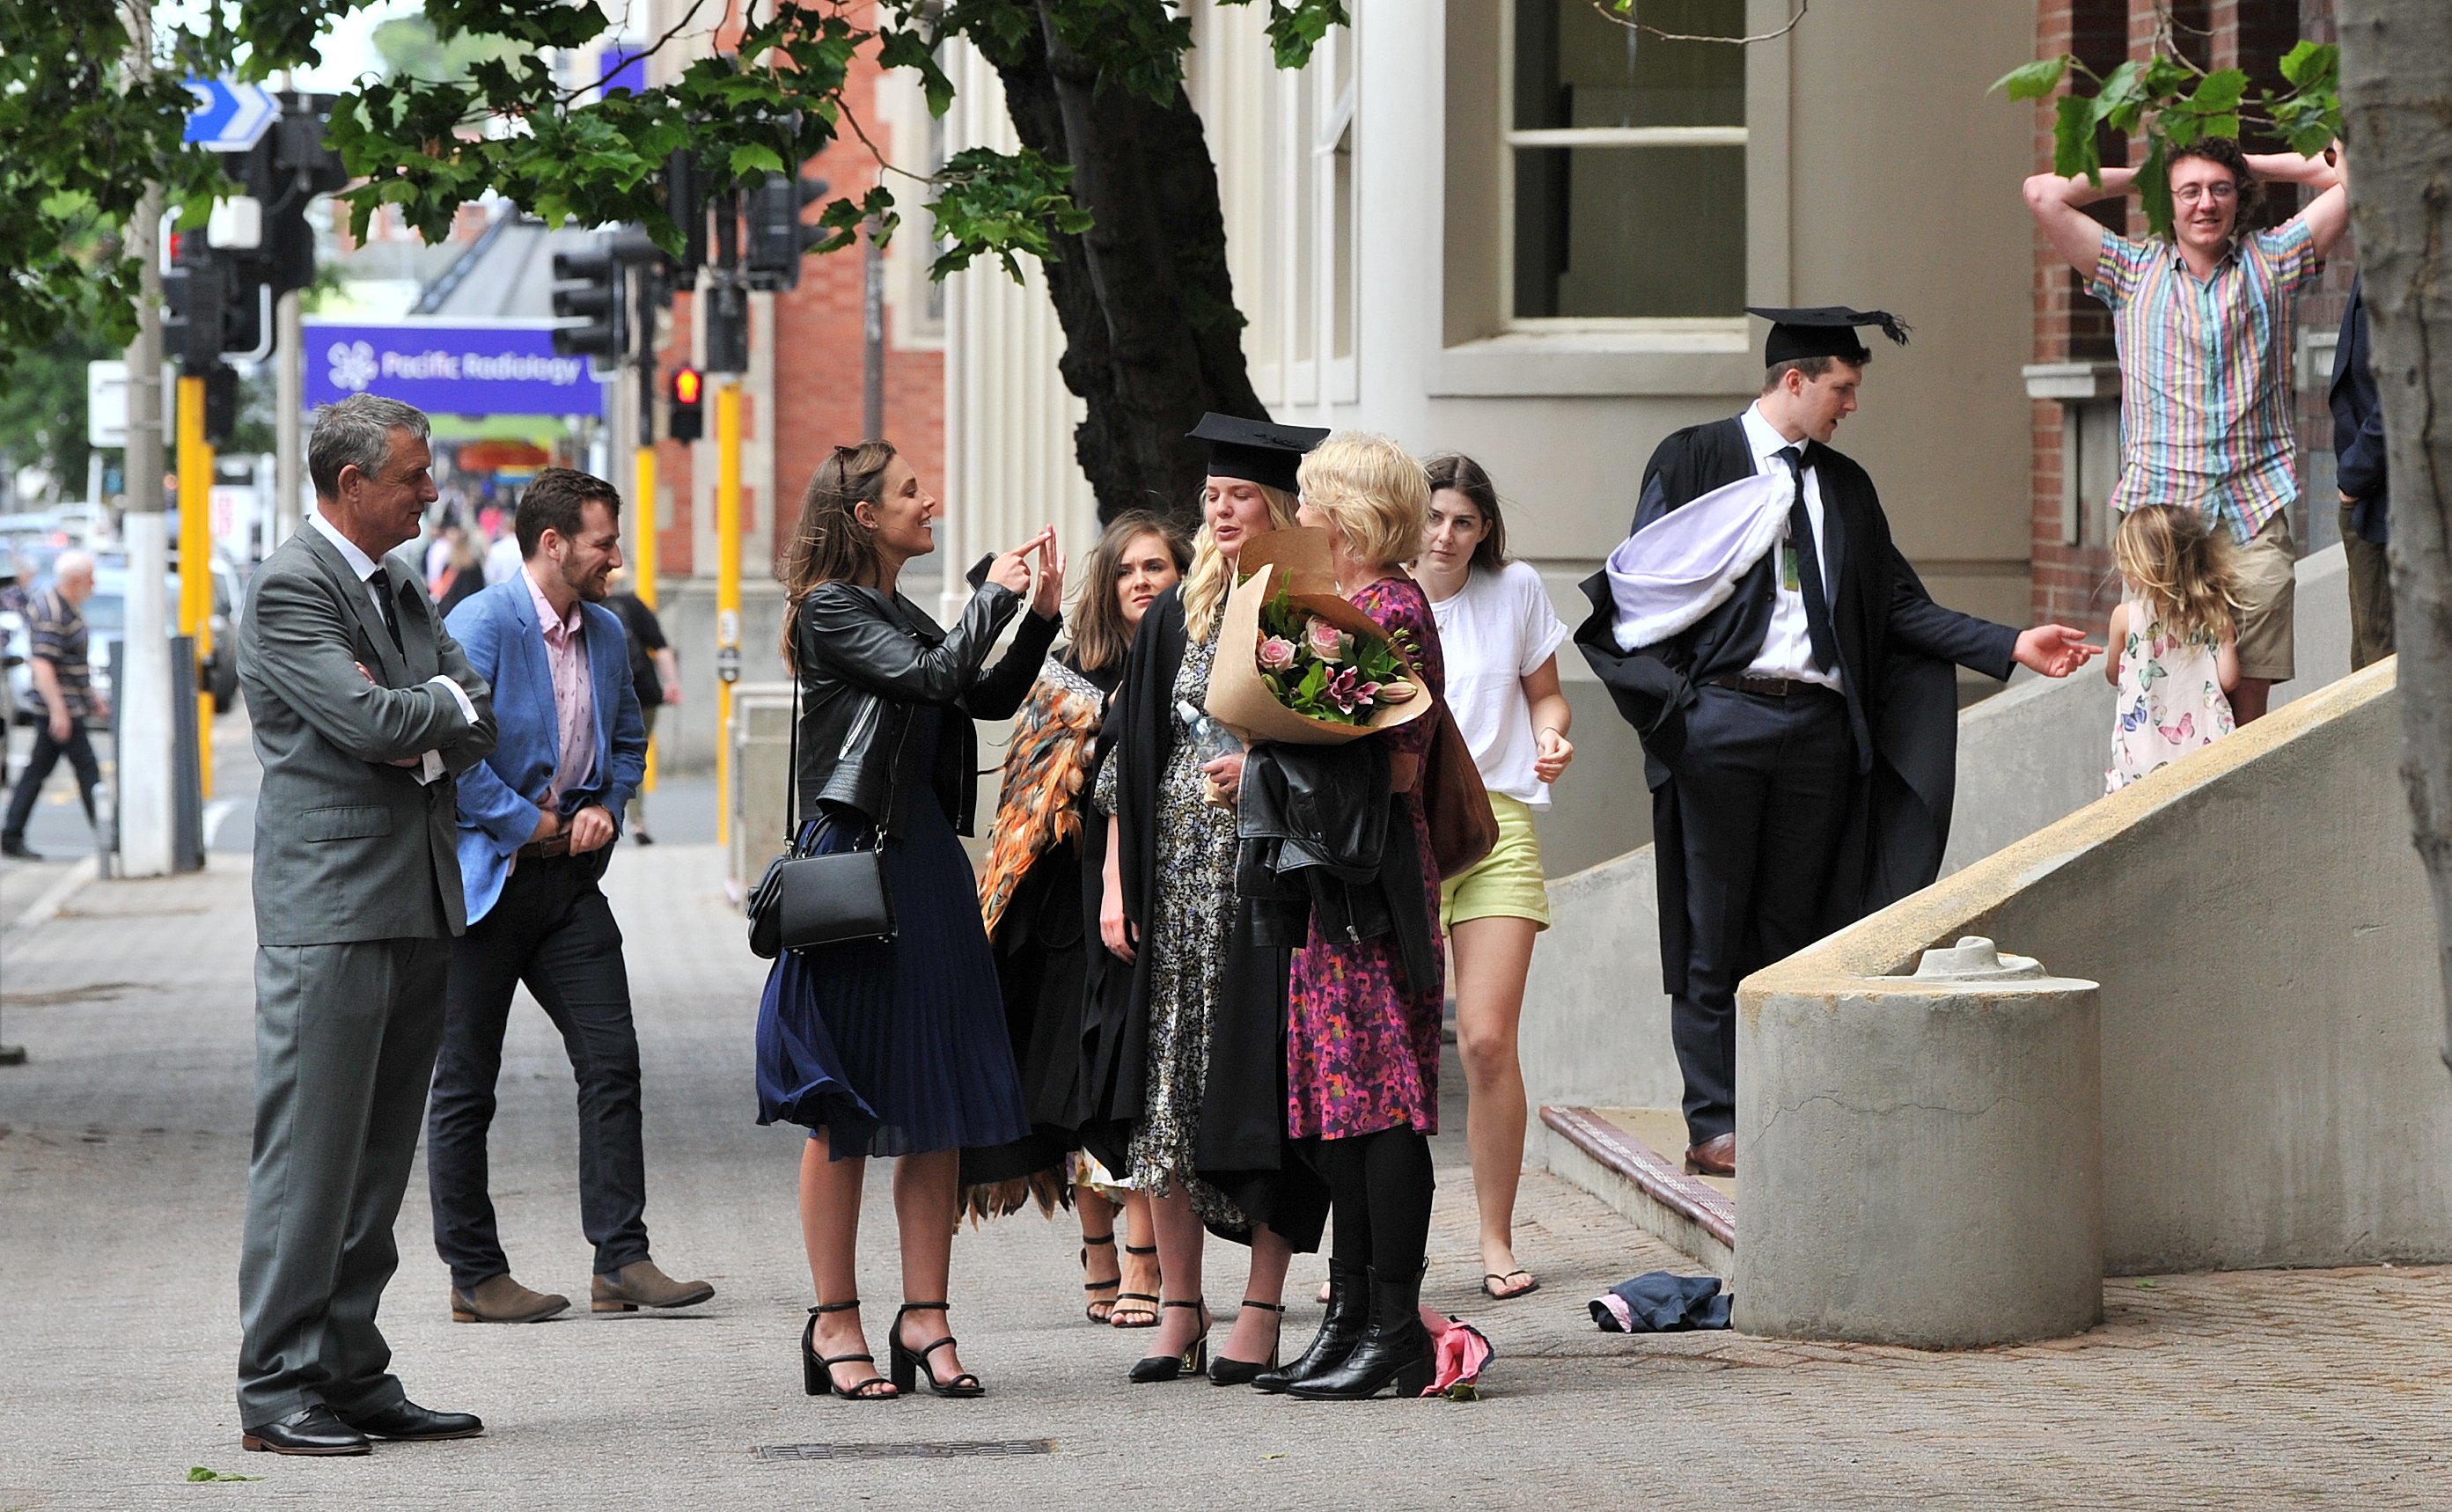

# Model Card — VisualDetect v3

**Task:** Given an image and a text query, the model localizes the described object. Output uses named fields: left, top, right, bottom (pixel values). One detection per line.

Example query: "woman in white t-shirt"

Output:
left=1418, top=453, right=1573, bottom=1303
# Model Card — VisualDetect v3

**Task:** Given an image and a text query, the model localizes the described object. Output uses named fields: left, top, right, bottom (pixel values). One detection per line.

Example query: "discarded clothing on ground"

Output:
left=1591, top=1272, right=1732, bottom=1332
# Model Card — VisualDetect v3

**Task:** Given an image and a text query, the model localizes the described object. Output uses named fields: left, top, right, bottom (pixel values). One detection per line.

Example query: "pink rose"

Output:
left=1259, top=634, right=1298, bottom=672
left=1305, top=617, right=1344, bottom=664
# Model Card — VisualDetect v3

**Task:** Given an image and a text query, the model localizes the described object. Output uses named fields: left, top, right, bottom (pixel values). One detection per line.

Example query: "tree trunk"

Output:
left=984, top=4, right=1268, bottom=526
left=2337, top=0, right=2452, bottom=1066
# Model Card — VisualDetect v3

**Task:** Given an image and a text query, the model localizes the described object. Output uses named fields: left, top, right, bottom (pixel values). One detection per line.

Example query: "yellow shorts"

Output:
left=1439, top=792, right=1550, bottom=930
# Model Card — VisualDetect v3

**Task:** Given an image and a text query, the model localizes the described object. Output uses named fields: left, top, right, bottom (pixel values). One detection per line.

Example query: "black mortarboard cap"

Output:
left=1189, top=413, right=1331, bottom=495
left=1747, top=305, right=1912, bottom=367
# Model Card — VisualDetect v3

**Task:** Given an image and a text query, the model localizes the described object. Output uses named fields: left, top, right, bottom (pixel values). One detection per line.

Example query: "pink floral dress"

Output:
left=1285, top=575, right=1447, bottom=1141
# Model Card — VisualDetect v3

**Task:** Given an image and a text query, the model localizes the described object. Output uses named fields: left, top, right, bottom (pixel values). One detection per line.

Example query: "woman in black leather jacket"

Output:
left=753, top=440, right=1064, bottom=1402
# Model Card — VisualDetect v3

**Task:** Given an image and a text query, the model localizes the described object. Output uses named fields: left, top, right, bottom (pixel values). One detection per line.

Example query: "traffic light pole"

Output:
left=634, top=437, right=658, bottom=794
left=714, top=378, right=743, bottom=850
left=177, top=375, right=215, bottom=800
left=275, top=289, right=303, bottom=545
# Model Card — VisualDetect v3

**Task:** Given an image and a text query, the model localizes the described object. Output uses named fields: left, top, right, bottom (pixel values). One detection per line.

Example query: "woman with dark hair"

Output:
left=966, top=511, right=1190, bottom=1333
left=1417, top=452, right=1574, bottom=1303
left=753, top=440, right=1065, bottom=1401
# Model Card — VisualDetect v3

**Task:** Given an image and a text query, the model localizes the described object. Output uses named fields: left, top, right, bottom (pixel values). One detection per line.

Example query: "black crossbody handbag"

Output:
left=745, top=678, right=902, bottom=958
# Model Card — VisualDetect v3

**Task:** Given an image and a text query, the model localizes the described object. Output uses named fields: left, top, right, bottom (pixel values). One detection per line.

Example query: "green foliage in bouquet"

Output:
left=1253, top=586, right=1420, bottom=727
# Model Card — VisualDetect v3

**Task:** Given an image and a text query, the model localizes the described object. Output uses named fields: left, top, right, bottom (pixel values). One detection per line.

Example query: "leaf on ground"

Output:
left=186, top=1465, right=266, bottom=1481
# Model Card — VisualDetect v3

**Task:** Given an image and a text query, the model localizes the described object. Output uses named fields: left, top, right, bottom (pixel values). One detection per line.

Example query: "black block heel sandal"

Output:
left=803, top=1300, right=896, bottom=1400
left=1208, top=1298, right=1285, bottom=1387
left=888, top=1302, right=984, bottom=1398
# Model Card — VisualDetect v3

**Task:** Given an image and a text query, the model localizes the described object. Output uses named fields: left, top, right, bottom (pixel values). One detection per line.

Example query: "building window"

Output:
left=1504, top=0, right=1747, bottom=324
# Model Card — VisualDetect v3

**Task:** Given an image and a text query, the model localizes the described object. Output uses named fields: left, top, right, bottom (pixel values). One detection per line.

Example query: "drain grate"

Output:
left=753, top=1439, right=1055, bottom=1462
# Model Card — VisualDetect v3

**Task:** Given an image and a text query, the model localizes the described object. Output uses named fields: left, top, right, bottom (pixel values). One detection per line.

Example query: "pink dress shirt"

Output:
left=525, top=568, right=597, bottom=816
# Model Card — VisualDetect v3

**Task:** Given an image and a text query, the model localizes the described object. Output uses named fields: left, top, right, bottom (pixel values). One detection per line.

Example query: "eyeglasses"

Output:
left=2173, top=182, right=2239, bottom=206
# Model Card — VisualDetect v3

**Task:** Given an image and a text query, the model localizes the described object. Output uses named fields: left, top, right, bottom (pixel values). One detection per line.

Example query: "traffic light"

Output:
left=668, top=366, right=705, bottom=443
left=551, top=244, right=624, bottom=358
left=202, top=365, right=240, bottom=446
left=666, top=150, right=706, bottom=284
left=162, top=233, right=263, bottom=372
left=744, top=172, right=828, bottom=292
left=703, top=282, right=750, bottom=375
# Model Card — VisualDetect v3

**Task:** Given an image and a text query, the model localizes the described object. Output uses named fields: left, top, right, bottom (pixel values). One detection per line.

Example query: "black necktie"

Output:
left=1775, top=445, right=1840, bottom=673
left=371, top=571, right=403, bottom=653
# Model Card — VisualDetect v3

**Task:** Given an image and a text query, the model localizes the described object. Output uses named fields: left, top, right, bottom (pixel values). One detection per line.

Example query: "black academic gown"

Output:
left=1080, top=585, right=1325, bottom=1251
left=1575, top=416, right=2018, bottom=995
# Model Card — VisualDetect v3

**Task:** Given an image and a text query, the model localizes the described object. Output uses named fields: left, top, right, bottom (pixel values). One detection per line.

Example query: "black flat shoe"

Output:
left=240, top=1406, right=370, bottom=1457
left=804, top=1300, right=896, bottom=1399
left=1127, top=1299, right=1210, bottom=1384
left=335, top=1398, right=483, bottom=1442
left=889, top=1302, right=983, bottom=1398
left=1208, top=1297, right=1285, bottom=1386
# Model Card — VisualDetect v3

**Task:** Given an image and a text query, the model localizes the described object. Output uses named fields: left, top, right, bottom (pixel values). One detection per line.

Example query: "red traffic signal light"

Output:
left=668, top=366, right=705, bottom=443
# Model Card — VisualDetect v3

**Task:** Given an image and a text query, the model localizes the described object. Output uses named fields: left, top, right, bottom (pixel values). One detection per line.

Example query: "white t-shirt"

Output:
left=1427, top=560, right=1570, bottom=808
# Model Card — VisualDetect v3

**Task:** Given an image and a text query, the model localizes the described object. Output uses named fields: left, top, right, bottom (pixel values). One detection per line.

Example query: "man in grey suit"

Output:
left=234, top=394, right=497, bottom=1457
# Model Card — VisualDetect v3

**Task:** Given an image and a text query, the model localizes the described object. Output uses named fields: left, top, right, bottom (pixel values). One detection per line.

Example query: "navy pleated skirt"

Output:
left=754, top=708, right=1030, bottom=1161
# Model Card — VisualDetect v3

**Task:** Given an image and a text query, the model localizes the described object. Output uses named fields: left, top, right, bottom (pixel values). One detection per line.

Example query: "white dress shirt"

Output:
left=1736, top=403, right=1845, bottom=694
left=310, top=508, right=478, bottom=782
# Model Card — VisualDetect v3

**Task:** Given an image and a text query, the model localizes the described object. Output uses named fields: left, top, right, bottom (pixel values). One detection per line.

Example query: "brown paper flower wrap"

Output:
left=1203, top=527, right=1435, bottom=745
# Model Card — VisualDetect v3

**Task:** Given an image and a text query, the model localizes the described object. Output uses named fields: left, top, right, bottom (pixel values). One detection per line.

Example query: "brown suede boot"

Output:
left=591, top=1260, right=715, bottom=1313
left=451, top=1273, right=571, bottom=1324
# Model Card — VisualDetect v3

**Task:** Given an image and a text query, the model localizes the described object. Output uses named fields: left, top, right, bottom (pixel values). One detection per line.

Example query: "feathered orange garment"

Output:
left=977, top=657, right=1107, bottom=939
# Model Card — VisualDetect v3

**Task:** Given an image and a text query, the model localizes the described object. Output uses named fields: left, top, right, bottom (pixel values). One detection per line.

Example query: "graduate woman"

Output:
left=755, top=442, right=1064, bottom=1401
left=1089, top=415, right=1330, bottom=1385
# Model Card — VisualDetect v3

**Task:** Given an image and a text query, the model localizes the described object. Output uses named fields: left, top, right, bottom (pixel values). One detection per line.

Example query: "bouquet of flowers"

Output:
left=1205, top=527, right=1435, bottom=745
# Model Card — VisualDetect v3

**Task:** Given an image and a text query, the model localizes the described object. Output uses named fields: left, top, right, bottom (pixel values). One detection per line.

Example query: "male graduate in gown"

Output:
left=1575, top=307, right=2096, bottom=1178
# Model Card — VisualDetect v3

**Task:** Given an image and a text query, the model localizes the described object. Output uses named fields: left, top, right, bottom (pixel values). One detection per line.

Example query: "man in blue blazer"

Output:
left=429, top=468, right=712, bottom=1325
left=2330, top=271, right=2393, bottom=669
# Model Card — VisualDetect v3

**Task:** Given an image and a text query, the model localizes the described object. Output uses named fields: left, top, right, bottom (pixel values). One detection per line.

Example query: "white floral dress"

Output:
left=2107, top=596, right=2235, bottom=792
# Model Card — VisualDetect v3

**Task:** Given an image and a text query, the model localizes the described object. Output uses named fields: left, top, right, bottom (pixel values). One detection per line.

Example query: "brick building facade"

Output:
left=2026, top=0, right=2354, bottom=628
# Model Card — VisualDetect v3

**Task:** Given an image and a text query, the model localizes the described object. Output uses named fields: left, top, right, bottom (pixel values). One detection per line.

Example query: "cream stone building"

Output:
left=924, top=0, right=2039, bottom=874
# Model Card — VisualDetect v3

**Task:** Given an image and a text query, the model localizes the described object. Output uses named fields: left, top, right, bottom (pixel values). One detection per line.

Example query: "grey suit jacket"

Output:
left=238, top=525, right=497, bottom=946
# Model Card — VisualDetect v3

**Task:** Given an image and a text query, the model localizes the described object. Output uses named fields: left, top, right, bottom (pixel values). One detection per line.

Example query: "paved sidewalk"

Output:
left=4, top=846, right=2451, bottom=1510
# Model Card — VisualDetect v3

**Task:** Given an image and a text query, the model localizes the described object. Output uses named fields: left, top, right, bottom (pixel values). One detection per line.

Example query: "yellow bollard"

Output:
left=714, top=379, right=742, bottom=850
left=634, top=443, right=658, bottom=795
left=176, top=376, right=214, bottom=800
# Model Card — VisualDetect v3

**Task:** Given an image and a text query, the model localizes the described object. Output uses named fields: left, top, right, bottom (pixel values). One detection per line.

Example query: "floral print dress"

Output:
left=1091, top=623, right=1250, bottom=1229
left=1285, top=575, right=1447, bottom=1141
left=2107, top=594, right=2235, bottom=792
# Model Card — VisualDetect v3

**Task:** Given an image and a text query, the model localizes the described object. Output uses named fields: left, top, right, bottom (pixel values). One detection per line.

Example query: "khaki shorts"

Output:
left=1439, top=792, right=1550, bottom=930
left=2232, top=508, right=2296, bottom=684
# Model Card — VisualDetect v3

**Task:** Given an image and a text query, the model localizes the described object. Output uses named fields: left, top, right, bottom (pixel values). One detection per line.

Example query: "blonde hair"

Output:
left=2113, top=503, right=2241, bottom=645
left=1297, top=432, right=1431, bottom=575
left=1182, top=482, right=1300, bottom=643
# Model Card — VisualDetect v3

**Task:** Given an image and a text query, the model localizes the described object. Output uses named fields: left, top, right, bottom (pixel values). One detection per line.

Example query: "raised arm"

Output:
left=804, top=582, right=1024, bottom=705
left=2249, top=147, right=2350, bottom=259
left=2023, top=165, right=2136, bottom=274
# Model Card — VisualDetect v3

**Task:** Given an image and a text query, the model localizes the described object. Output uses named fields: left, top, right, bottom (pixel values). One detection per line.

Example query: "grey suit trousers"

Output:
left=236, top=937, right=451, bottom=1428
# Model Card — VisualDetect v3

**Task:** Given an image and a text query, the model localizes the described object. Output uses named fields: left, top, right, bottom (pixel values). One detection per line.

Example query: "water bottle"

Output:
left=1177, top=700, right=1244, bottom=763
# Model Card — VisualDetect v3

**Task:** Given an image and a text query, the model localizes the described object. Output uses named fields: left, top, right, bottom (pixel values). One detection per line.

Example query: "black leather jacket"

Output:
left=791, top=580, right=1059, bottom=835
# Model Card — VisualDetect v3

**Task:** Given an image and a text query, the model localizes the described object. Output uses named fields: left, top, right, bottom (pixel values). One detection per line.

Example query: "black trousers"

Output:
left=1670, top=685, right=1852, bottom=1145
left=427, top=848, right=652, bottom=1291
left=3, top=722, right=99, bottom=840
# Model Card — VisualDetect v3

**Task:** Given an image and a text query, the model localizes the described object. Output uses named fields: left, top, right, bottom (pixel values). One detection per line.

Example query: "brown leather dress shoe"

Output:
left=451, top=1273, right=571, bottom=1323
left=592, top=1260, right=715, bottom=1313
left=1684, top=1133, right=1736, bottom=1178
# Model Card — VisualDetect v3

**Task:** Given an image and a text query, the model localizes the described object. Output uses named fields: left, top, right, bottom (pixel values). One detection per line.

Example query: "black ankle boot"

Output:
left=1287, top=1268, right=1431, bottom=1400
left=1252, top=1261, right=1367, bottom=1394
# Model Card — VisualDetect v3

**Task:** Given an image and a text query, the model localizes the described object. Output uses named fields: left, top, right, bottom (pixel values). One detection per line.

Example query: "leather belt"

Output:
left=1707, top=673, right=1833, bottom=698
left=515, top=835, right=575, bottom=861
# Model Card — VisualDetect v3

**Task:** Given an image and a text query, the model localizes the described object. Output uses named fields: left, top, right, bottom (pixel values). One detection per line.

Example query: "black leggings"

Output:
left=1316, top=1126, right=1435, bottom=1282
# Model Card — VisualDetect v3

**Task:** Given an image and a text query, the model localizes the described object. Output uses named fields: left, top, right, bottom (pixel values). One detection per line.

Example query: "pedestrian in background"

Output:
left=606, top=572, right=679, bottom=844
left=232, top=393, right=495, bottom=1456
left=754, top=441, right=1062, bottom=1401
left=2, top=550, right=105, bottom=861
left=2330, top=268, right=2393, bottom=669
left=428, top=467, right=713, bottom=1327
left=431, top=530, right=486, bottom=620
left=483, top=510, right=524, bottom=586
left=1415, top=455, right=1573, bottom=1304
left=2104, top=503, right=2240, bottom=791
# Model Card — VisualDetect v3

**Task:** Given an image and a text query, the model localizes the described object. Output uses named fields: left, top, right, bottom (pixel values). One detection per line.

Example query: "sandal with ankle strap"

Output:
left=1127, top=1299, right=1211, bottom=1384
left=1112, top=1243, right=1160, bottom=1329
left=888, top=1302, right=983, bottom=1398
left=1208, top=1298, right=1285, bottom=1387
left=803, top=1300, right=896, bottom=1400
left=1080, top=1231, right=1122, bottom=1324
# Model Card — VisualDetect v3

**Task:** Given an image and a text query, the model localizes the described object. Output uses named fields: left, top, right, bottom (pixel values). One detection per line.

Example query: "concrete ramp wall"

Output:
left=1746, top=658, right=2450, bottom=1273
left=1524, top=545, right=2356, bottom=1134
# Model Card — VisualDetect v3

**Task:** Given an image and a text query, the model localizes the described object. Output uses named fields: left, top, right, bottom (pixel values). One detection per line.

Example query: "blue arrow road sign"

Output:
left=183, top=76, right=280, bottom=152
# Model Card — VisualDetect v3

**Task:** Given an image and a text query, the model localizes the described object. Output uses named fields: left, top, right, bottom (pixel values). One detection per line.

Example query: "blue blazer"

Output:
left=445, top=577, right=647, bottom=924
left=2329, top=273, right=2389, bottom=545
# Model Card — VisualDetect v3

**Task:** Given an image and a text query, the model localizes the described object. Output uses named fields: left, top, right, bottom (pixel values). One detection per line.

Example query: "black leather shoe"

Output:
left=0, top=837, right=43, bottom=862
left=1253, top=1261, right=1367, bottom=1394
left=335, top=1399, right=485, bottom=1442
left=240, top=1406, right=371, bottom=1456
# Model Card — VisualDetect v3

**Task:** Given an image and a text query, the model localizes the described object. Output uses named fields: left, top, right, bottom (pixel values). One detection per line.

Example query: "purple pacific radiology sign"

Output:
left=303, top=319, right=606, bottom=418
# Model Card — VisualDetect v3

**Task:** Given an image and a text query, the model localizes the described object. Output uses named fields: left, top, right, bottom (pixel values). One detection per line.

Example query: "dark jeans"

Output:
left=1669, top=685, right=1852, bottom=1144
left=428, top=848, right=652, bottom=1291
left=3, top=721, right=99, bottom=840
left=2340, top=500, right=2395, bottom=671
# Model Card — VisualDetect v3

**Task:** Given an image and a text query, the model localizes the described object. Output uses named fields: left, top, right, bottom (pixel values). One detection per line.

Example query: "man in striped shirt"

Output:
left=2025, top=135, right=2349, bottom=722
left=2, top=550, right=105, bottom=860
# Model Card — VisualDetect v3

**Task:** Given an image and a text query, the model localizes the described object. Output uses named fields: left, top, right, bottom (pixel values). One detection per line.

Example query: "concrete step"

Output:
left=1539, top=1105, right=1734, bottom=1275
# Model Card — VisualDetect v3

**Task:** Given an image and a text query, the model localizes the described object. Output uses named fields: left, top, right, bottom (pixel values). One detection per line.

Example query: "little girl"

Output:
left=2105, top=503, right=2242, bottom=792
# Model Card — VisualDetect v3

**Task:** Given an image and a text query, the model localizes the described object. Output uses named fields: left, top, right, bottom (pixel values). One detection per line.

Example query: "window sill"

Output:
left=1428, top=330, right=1759, bottom=398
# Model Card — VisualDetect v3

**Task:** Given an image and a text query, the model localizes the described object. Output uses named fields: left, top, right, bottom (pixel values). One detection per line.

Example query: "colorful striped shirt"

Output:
left=2089, top=217, right=2322, bottom=540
